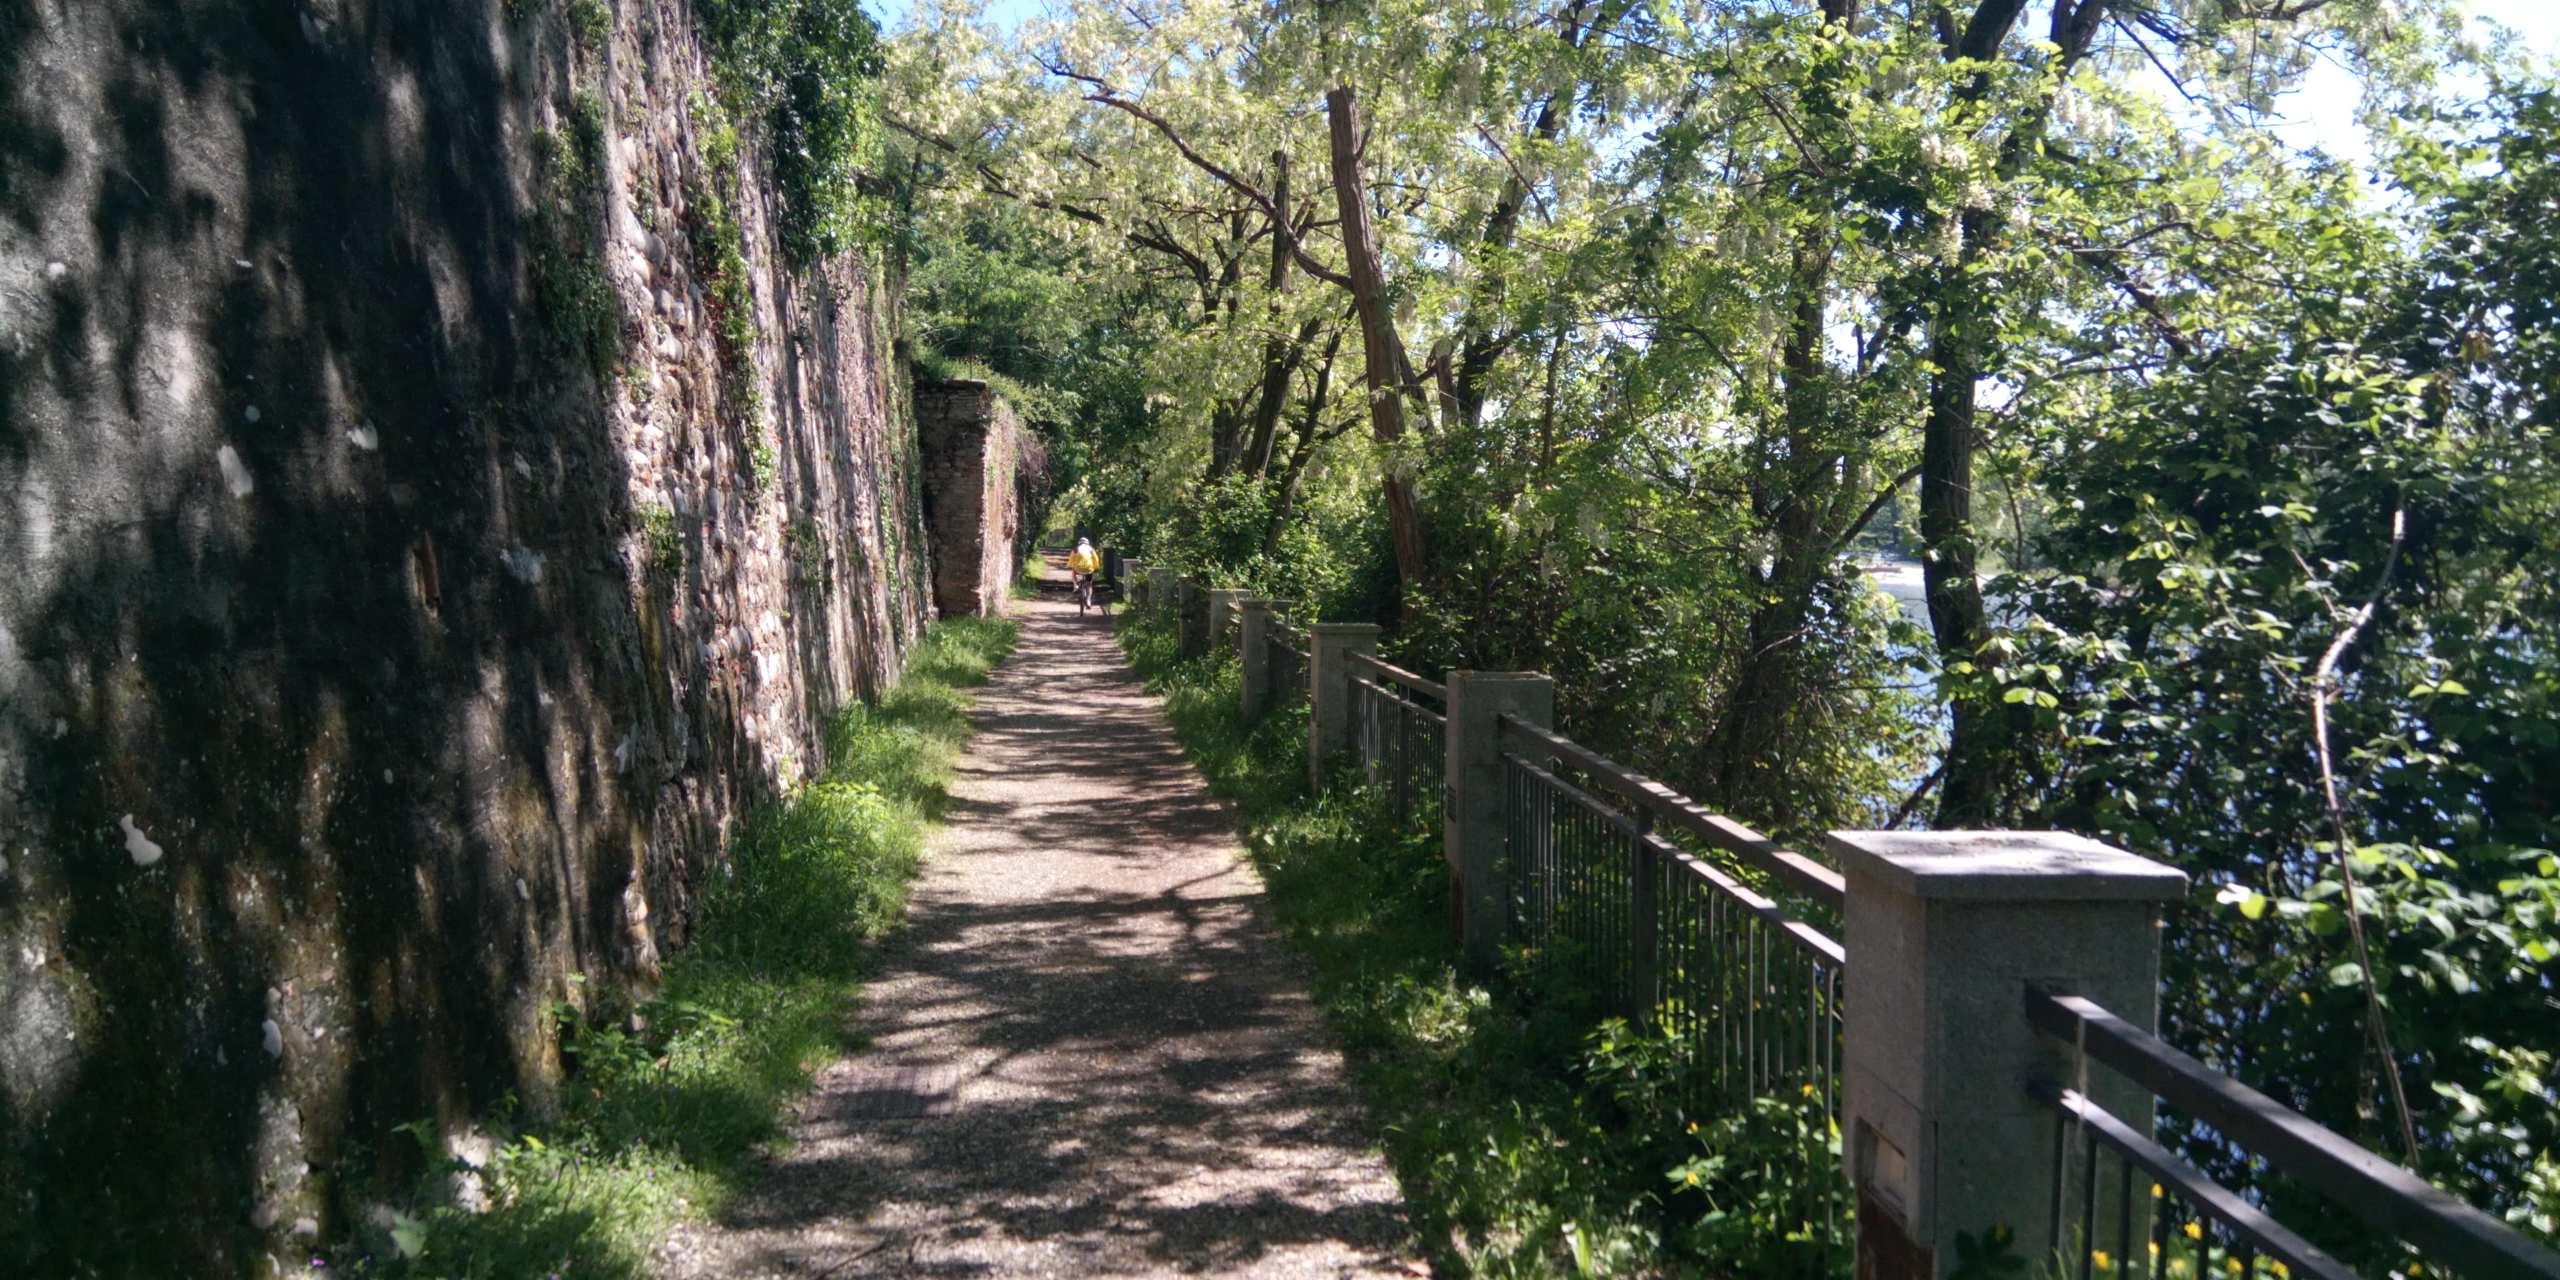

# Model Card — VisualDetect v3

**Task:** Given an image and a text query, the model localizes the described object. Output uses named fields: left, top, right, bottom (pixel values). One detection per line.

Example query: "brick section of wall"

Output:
left=916, top=381, right=1024, bottom=618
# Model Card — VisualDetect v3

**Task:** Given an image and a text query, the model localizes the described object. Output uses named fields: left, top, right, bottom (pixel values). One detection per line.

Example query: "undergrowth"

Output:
left=340, top=617, right=1016, bottom=1280
left=530, top=92, right=621, bottom=380
left=695, top=0, right=886, bottom=264
left=1116, top=608, right=1847, bottom=1279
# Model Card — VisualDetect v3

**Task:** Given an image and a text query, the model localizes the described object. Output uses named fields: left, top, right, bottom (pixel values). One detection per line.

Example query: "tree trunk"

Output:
left=1921, top=212, right=2016, bottom=826
left=1924, top=0, right=2107, bottom=826
left=1266, top=326, right=1345, bottom=554
left=1206, top=395, right=1244, bottom=480
left=1238, top=153, right=1307, bottom=478
left=1708, top=247, right=1842, bottom=822
left=1700, top=0, right=1865, bottom=824
left=1326, top=83, right=1429, bottom=612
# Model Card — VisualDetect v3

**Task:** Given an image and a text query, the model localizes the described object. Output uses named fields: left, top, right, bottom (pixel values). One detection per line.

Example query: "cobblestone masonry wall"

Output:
left=916, top=379, right=1024, bottom=618
left=0, top=2, right=932, bottom=1271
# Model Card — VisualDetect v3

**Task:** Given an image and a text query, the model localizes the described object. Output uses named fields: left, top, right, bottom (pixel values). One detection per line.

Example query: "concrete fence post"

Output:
left=1823, top=831, right=2188, bottom=1280
left=1123, top=559, right=1148, bottom=606
left=1445, top=673, right=1554, bottom=972
left=1305, top=624, right=1381, bottom=789
left=1148, top=566, right=1176, bottom=613
left=1206, top=588, right=1247, bottom=653
left=1238, top=599, right=1291, bottom=721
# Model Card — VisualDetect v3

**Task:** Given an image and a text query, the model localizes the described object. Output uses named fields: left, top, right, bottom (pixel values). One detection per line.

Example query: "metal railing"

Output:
left=2027, top=990, right=2560, bottom=1280
left=1497, top=714, right=1850, bottom=1264
left=1347, top=652, right=1445, bottom=833
left=1214, top=611, right=2560, bottom=1279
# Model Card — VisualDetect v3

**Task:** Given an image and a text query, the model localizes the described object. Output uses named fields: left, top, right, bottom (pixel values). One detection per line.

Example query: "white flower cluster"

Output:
left=2051, top=87, right=2119, bottom=137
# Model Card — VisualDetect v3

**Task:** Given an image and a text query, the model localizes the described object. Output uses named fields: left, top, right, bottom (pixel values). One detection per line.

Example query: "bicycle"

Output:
left=1074, top=571, right=1097, bottom=614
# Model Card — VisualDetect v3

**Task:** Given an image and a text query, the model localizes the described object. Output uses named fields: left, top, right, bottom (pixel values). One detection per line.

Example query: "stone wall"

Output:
left=916, top=379, right=1024, bottom=618
left=0, top=1, right=932, bottom=1272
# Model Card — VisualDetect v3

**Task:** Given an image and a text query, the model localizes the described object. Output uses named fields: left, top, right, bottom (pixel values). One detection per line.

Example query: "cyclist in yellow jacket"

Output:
left=1066, top=538, right=1103, bottom=612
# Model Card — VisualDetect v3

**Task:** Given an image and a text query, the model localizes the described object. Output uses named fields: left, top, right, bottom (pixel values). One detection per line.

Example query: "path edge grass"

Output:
left=360, top=616, right=1017, bottom=1279
left=1113, top=607, right=1850, bottom=1280
left=1110, top=608, right=1666, bottom=1277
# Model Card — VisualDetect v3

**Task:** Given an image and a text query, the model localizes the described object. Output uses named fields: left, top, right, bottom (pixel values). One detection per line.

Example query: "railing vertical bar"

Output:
left=2051, top=1109, right=2070, bottom=1263
left=1395, top=692, right=1411, bottom=826
left=2151, top=1185, right=2172, bottom=1279
left=2115, top=1148, right=2135, bottom=1280
left=2080, top=1125, right=2100, bottom=1280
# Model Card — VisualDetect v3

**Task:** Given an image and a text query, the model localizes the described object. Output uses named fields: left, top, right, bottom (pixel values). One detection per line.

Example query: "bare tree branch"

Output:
left=2307, top=504, right=2422, bottom=1168
left=1037, top=57, right=1357, bottom=289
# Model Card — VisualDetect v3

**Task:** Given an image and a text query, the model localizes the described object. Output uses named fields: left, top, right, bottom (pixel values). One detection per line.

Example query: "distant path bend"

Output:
left=660, top=566, right=1413, bottom=1278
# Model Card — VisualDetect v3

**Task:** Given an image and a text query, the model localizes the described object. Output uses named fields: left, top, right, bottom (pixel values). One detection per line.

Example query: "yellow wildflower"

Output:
left=2185, top=1221, right=2204, bottom=1240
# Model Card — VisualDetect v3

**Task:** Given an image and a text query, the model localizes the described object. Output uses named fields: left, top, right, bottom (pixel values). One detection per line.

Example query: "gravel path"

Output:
left=659, top=572, right=1414, bottom=1278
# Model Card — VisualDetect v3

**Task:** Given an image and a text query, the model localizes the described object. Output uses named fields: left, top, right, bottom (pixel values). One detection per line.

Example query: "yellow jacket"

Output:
left=1066, top=546, right=1101, bottom=574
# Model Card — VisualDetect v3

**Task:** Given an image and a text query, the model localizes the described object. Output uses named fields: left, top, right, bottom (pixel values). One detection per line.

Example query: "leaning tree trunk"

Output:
left=1326, top=83, right=1430, bottom=618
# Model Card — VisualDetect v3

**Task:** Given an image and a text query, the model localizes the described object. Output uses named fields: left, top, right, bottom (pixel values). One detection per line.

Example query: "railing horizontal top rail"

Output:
left=1496, top=715, right=1847, bottom=915
left=2034, top=1083, right=2357, bottom=1280
left=1345, top=651, right=1446, bottom=702
left=2027, top=988, right=2560, bottom=1279
left=1357, top=680, right=1447, bottom=728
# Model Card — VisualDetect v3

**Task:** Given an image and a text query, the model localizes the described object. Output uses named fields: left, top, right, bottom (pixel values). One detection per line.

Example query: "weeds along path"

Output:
left=659, top=567, right=1413, bottom=1278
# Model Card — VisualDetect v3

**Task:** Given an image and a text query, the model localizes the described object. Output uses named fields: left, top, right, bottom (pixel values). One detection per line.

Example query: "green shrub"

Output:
left=1118, top=607, right=1851, bottom=1277
left=567, top=0, right=610, bottom=52
left=638, top=502, right=682, bottom=578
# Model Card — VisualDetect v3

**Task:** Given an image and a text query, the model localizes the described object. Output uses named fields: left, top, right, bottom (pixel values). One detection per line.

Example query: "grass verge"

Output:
left=355, top=617, right=1016, bottom=1279
left=1116, top=608, right=1845, bottom=1279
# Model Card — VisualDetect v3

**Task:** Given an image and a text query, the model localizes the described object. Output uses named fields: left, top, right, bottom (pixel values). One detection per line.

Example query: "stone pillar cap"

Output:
left=1822, top=831, right=2189, bottom=902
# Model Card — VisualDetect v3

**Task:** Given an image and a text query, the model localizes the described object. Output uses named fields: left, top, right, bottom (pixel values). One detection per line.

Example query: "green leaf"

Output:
left=390, top=1211, right=428, bottom=1260
left=2326, top=961, right=2366, bottom=988
left=2305, top=903, right=2345, bottom=937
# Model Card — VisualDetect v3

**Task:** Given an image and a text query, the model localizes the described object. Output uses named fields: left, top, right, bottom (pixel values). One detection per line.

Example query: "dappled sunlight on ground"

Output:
left=659, top=579, right=1413, bottom=1277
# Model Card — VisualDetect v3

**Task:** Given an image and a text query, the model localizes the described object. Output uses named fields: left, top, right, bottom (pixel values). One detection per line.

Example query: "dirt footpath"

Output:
left=659, top=574, right=1413, bottom=1277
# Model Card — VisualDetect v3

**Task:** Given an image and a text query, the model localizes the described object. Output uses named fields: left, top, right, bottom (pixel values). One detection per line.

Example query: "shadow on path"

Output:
left=660, top=573, right=1413, bottom=1277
